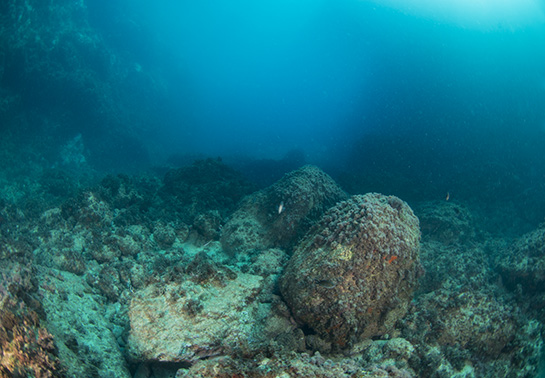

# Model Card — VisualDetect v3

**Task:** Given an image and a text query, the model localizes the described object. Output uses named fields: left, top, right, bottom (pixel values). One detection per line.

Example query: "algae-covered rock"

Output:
left=175, top=351, right=414, bottom=378
left=431, top=291, right=517, bottom=358
left=0, top=263, right=64, bottom=378
left=220, top=165, right=348, bottom=255
left=160, top=158, right=256, bottom=224
left=128, top=270, right=292, bottom=364
left=416, top=201, right=476, bottom=244
left=38, top=268, right=131, bottom=378
left=497, top=224, right=545, bottom=294
left=280, top=193, right=422, bottom=347
left=401, top=285, right=542, bottom=375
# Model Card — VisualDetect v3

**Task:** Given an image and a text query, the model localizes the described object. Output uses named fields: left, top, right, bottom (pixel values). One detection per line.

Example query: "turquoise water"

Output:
left=1, top=0, right=545, bottom=377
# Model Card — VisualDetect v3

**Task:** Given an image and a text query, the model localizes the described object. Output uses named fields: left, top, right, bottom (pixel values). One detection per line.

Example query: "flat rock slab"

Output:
left=128, top=273, right=264, bottom=363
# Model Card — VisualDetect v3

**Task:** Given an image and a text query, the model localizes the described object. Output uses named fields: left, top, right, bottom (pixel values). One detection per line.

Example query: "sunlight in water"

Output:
left=369, top=0, right=545, bottom=30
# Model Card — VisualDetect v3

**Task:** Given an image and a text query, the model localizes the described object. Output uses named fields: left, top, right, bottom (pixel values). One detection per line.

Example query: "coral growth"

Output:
left=1, top=158, right=543, bottom=377
left=221, top=165, right=348, bottom=255
left=128, top=271, right=265, bottom=363
left=415, top=201, right=477, bottom=245
left=161, top=158, right=256, bottom=224
left=497, top=224, right=545, bottom=294
left=281, top=193, right=422, bottom=348
left=0, top=263, right=63, bottom=378
left=401, top=285, right=543, bottom=377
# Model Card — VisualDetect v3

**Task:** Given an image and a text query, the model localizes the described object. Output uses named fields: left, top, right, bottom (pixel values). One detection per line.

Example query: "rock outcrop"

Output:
left=280, top=193, right=422, bottom=347
left=221, top=165, right=347, bottom=255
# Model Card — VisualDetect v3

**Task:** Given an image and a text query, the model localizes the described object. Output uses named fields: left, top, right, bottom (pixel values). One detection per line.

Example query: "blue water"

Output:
left=94, top=0, right=544, bottom=225
left=93, top=0, right=545, bottom=164
left=2, top=0, right=545, bottom=375
left=83, top=1, right=545, bottom=205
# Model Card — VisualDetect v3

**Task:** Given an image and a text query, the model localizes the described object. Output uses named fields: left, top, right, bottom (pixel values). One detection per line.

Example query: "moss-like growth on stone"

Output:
left=281, top=193, right=422, bottom=348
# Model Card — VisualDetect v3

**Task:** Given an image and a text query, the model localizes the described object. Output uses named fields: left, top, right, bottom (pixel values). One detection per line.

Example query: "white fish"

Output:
left=278, top=201, right=284, bottom=214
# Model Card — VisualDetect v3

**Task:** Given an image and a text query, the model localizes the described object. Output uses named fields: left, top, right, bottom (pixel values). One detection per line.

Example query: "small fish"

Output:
left=445, top=192, right=450, bottom=201
left=278, top=201, right=284, bottom=214
left=316, top=279, right=337, bottom=289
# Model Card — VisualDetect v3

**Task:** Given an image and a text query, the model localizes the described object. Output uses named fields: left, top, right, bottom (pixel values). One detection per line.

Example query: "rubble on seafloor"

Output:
left=0, top=161, right=543, bottom=378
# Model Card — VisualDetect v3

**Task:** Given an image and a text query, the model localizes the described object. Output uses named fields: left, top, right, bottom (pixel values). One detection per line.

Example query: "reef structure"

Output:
left=220, top=165, right=347, bottom=255
left=280, top=193, right=422, bottom=348
left=497, top=224, right=545, bottom=294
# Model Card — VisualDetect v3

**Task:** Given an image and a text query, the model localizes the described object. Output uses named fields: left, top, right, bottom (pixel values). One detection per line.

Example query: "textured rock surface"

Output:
left=38, top=268, right=131, bottom=378
left=496, top=224, right=545, bottom=294
left=160, top=158, right=256, bottom=226
left=401, top=285, right=543, bottom=377
left=407, top=289, right=519, bottom=357
left=418, top=240, right=491, bottom=293
left=129, top=272, right=277, bottom=363
left=0, top=263, right=63, bottom=378
left=416, top=201, right=477, bottom=245
left=175, top=350, right=415, bottom=378
left=280, top=193, right=422, bottom=347
left=221, top=165, right=348, bottom=255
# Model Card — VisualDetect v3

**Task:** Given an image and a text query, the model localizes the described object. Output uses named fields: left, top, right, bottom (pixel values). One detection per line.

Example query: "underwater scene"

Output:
left=2, top=0, right=545, bottom=377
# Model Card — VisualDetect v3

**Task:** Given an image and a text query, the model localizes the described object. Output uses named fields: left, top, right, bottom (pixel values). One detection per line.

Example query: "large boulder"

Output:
left=220, top=165, right=347, bottom=255
left=280, top=193, right=422, bottom=348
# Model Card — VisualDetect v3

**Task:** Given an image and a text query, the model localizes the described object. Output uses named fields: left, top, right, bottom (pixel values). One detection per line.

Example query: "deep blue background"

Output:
left=46, top=0, right=545, bottom=227
left=98, top=0, right=545, bottom=166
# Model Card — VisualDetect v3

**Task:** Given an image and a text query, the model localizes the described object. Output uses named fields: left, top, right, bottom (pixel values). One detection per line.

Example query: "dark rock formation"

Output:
left=220, top=165, right=348, bottom=255
left=280, top=193, right=422, bottom=348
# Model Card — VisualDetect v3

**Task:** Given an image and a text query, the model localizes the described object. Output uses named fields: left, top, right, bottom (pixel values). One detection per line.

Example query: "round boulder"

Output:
left=220, top=165, right=347, bottom=255
left=280, top=193, right=422, bottom=348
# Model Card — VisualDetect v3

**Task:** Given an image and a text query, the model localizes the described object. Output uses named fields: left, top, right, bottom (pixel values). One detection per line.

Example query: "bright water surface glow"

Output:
left=369, top=0, right=545, bottom=30
left=126, top=0, right=545, bottom=164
